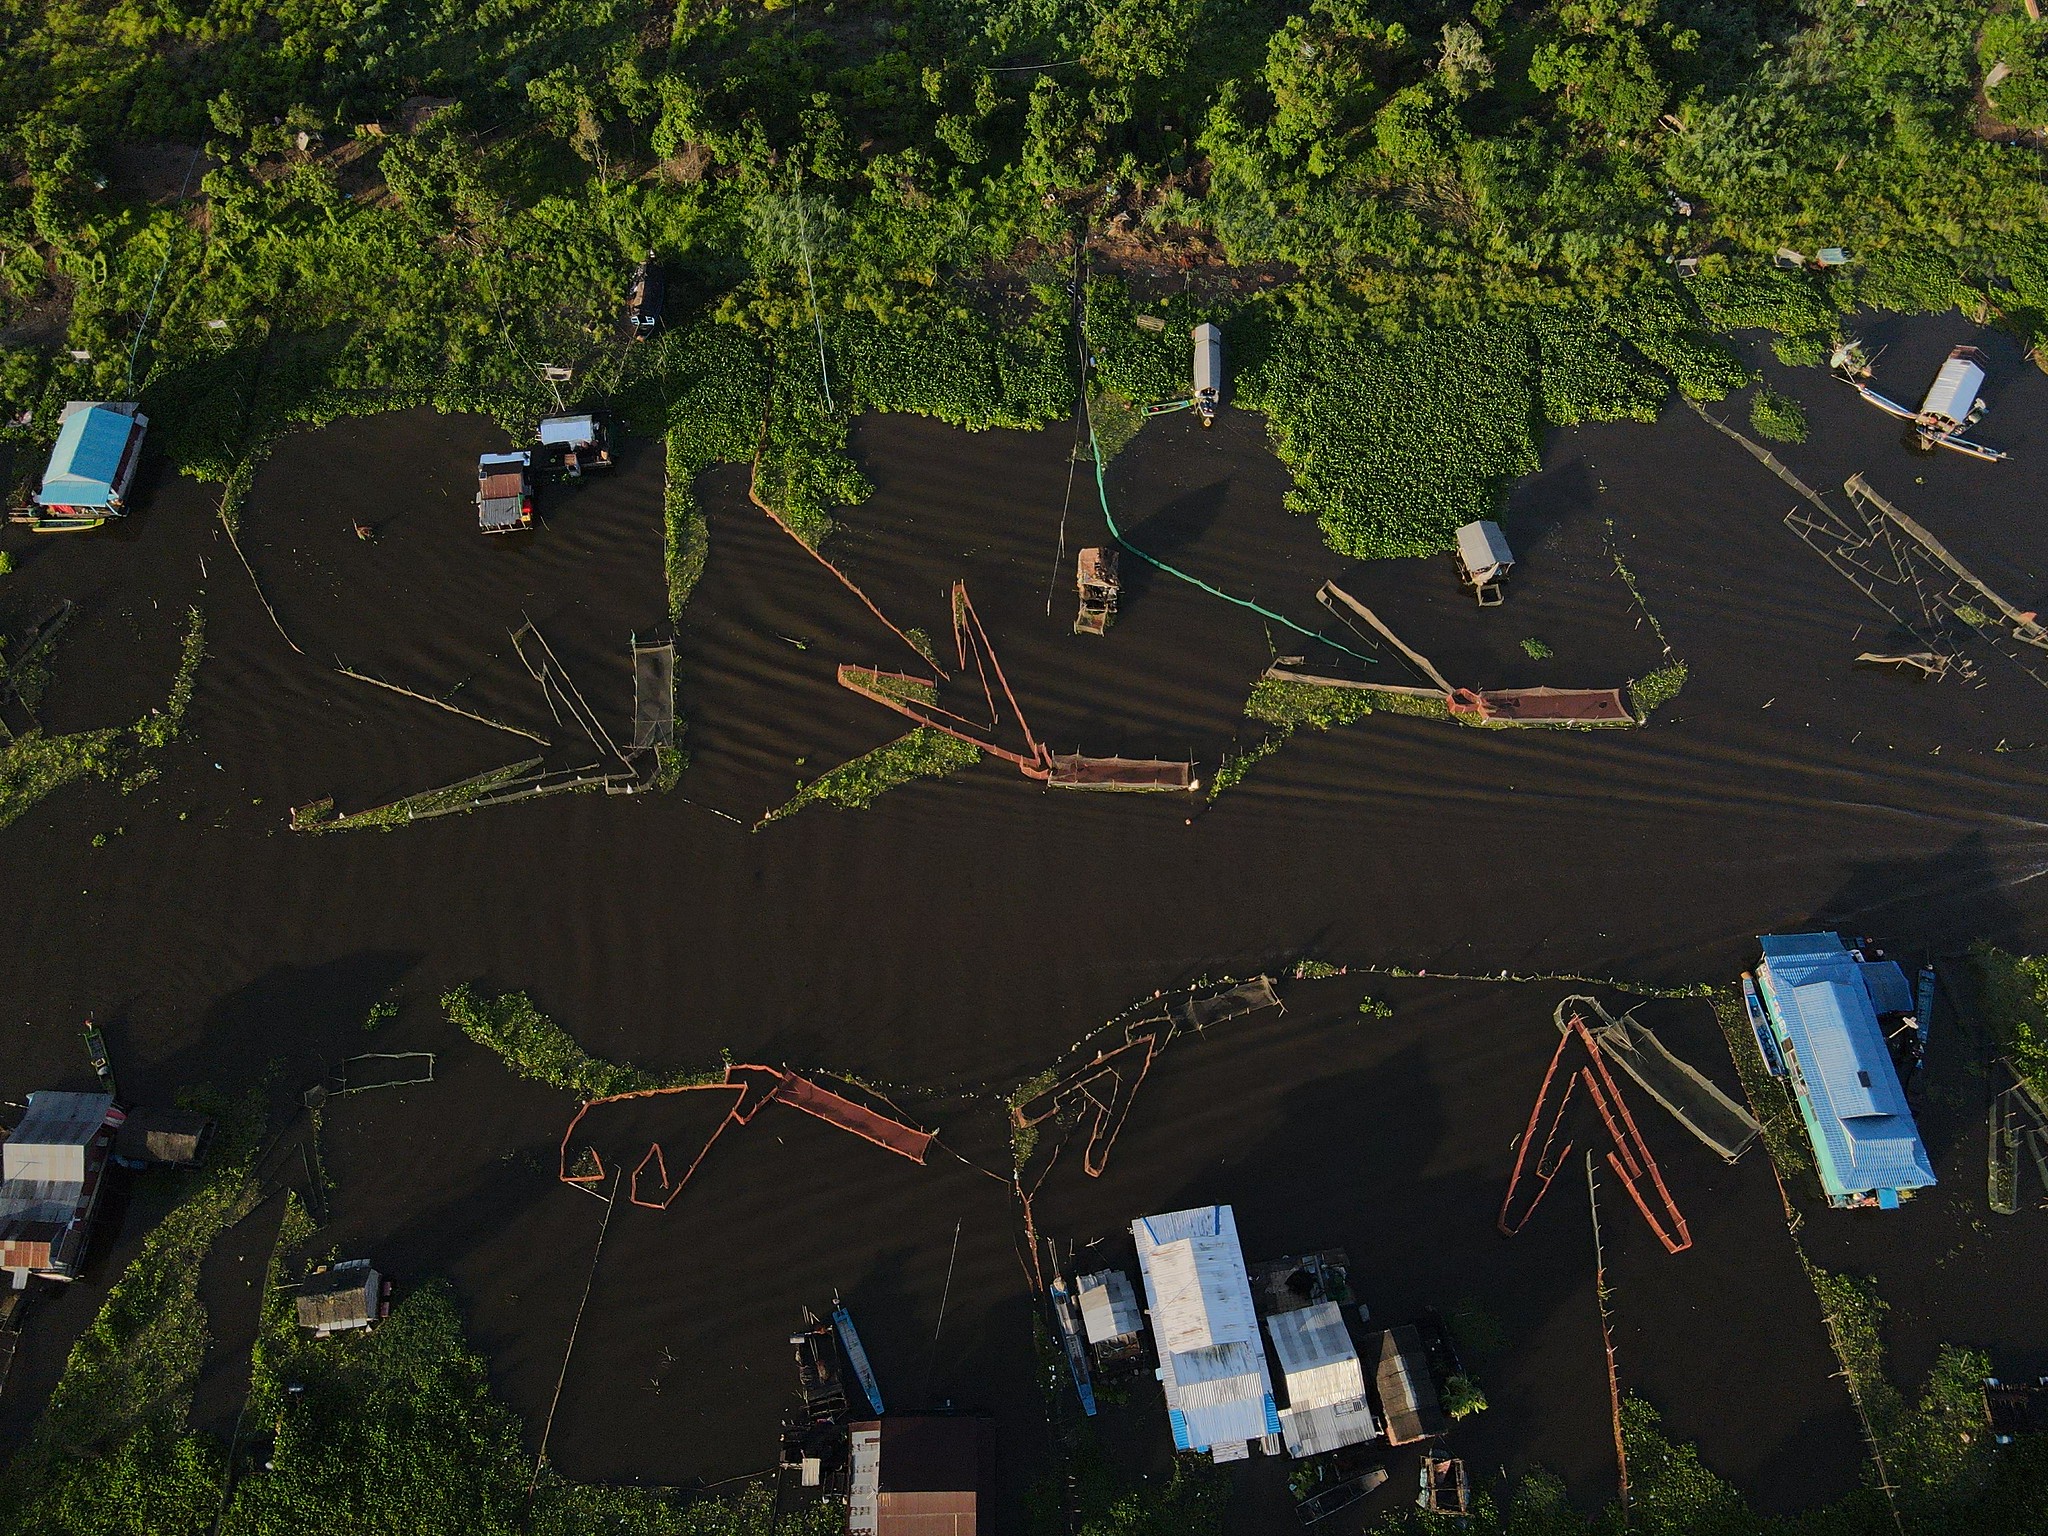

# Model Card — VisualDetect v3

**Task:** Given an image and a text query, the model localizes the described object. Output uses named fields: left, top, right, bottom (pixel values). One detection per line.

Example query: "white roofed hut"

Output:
left=1454, top=520, right=1513, bottom=605
left=1918, top=346, right=1990, bottom=433
left=1075, top=1267, right=1145, bottom=1368
left=0, top=1091, right=119, bottom=1286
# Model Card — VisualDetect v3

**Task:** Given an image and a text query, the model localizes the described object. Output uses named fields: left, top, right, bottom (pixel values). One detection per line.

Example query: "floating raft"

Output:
left=631, top=640, right=674, bottom=751
left=1450, top=686, right=1631, bottom=724
left=1560, top=995, right=1760, bottom=1163
left=1046, top=753, right=1193, bottom=791
left=771, top=1070, right=935, bottom=1163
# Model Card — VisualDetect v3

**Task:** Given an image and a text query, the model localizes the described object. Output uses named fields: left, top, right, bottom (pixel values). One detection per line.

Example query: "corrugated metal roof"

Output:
left=1455, top=520, right=1513, bottom=579
left=1266, top=1301, right=1367, bottom=1410
left=3, top=1092, right=113, bottom=1184
left=1920, top=350, right=1984, bottom=426
left=1075, top=1268, right=1141, bottom=1343
left=37, top=403, right=143, bottom=507
left=1858, top=959, right=1915, bottom=1016
left=1278, top=1396, right=1379, bottom=1458
left=1133, top=1205, right=1276, bottom=1458
left=1758, top=934, right=1936, bottom=1199
left=1147, top=1236, right=1256, bottom=1352
left=538, top=414, right=598, bottom=446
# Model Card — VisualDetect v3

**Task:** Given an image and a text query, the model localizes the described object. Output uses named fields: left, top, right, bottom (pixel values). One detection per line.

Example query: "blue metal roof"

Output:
left=1756, top=933, right=1935, bottom=1202
left=37, top=403, right=141, bottom=507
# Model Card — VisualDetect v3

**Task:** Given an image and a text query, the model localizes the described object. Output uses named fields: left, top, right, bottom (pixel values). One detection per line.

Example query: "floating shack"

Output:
left=847, top=1413, right=996, bottom=1536
left=626, top=258, right=665, bottom=336
left=1453, top=520, right=1513, bottom=605
left=112, top=1106, right=214, bottom=1170
left=1751, top=932, right=1936, bottom=1208
left=476, top=450, right=534, bottom=533
left=0, top=1091, right=118, bottom=1287
left=22, top=402, right=149, bottom=531
left=783, top=1313, right=851, bottom=1488
left=1075, top=1267, right=1145, bottom=1370
left=294, top=1258, right=388, bottom=1336
left=1369, top=1325, right=1447, bottom=1445
left=1919, top=346, right=1991, bottom=434
left=1843, top=343, right=2007, bottom=461
left=1266, top=1302, right=1379, bottom=1458
left=1132, top=1204, right=1281, bottom=1462
left=1192, top=323, right=1223, bottom=425
left=1074, top=547, right=1119, bottom=635
left=1986, top=1377, right=2048, bottom=1443
left=536, top=414, right=613, bottom=478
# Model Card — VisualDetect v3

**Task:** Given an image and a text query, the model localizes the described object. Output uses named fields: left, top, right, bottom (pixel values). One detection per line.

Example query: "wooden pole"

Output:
left=1588, top=1152, right=1629, bottom=1526
left=528, top=1168, right=622, bottom=1509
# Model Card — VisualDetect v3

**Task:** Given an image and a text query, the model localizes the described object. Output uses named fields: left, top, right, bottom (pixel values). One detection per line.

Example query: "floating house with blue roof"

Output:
left=1752, top=932, right=1935, bottom=1208
left=1131, top=1203, right=1280, bottom=1463
left=31, top=402, right=148, bottom=529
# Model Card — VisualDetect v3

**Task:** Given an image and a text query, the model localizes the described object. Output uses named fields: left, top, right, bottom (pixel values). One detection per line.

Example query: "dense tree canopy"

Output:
left=0, top=0, right=2043, bottom=555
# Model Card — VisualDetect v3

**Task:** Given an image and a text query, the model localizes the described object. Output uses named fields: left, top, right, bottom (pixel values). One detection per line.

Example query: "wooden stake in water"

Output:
left=529, top=1168, right=621, bottom=1506
left=1588, top=1152, right=1629, bottom=1525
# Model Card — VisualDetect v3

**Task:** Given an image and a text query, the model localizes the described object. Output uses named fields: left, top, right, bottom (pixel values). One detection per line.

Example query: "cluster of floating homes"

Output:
left=0, top=1056, right=391, bottom=1396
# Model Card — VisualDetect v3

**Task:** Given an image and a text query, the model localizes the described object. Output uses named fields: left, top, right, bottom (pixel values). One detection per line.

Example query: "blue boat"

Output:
left=1741, top=975, right=1787, bottom=1077
left=832, top=1297, right=884, bottom=1415
left=1915, top=967, right=1937, bottom=1052
left=1048, top=1275, right=1098, bottom=1416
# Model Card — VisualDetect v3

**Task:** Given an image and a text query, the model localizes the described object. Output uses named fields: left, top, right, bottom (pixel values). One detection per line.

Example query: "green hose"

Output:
left=1087, top=423, right=1374, bottom=663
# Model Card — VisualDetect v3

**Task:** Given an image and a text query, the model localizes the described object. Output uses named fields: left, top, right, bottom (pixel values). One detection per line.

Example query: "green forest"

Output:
left=1, top=0, right=2045, bottom=569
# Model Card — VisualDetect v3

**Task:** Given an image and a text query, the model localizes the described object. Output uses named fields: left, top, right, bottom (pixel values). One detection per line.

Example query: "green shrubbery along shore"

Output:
left=0, top=2, right=2044, bottom=572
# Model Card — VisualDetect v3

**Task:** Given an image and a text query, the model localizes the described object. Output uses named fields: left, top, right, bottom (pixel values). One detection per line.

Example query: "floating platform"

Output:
left=1451, top=685, right=1633, bottom=725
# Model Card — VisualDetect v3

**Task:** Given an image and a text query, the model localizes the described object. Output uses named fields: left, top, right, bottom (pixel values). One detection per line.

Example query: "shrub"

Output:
left=1749, top=387, right=1808, bottom=443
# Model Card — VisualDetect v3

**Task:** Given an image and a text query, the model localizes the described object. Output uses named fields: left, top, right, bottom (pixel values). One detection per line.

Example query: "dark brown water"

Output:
left=4, top=314, right=2048, bottom=1532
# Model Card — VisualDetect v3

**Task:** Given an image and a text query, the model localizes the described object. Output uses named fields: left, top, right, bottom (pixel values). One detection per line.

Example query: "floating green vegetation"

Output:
left=1961, top=944, right=2048, bottom=1103
left=756, top=728, right=979, bottom=826
left=1520, top=637, right=1553, bottom=661
left=1710, top=986, right=1813, bottom=1183
left=0, top=604, right=204, bottom=831
left=1750, top=386, right=1810, bottom=444
left=2, top=1144, right=844, bottom=1536
left=441, top=984, right=714, bottom=1100
left=290, top=759, right=541, bottom=833
left=1629, top=662, right=1689, bottom=719
left=1357, top=996, right=1392, bottom=1019
left=363, top=999, right=397, bottom=1031
left=1244, top=677, right=1380, bottom=732
left=1207, top=734, right=1285, bottom=799
left=1292, top=959, right=1345, bottom=981
left=1008, top=1066, right=1062, bottom=1172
